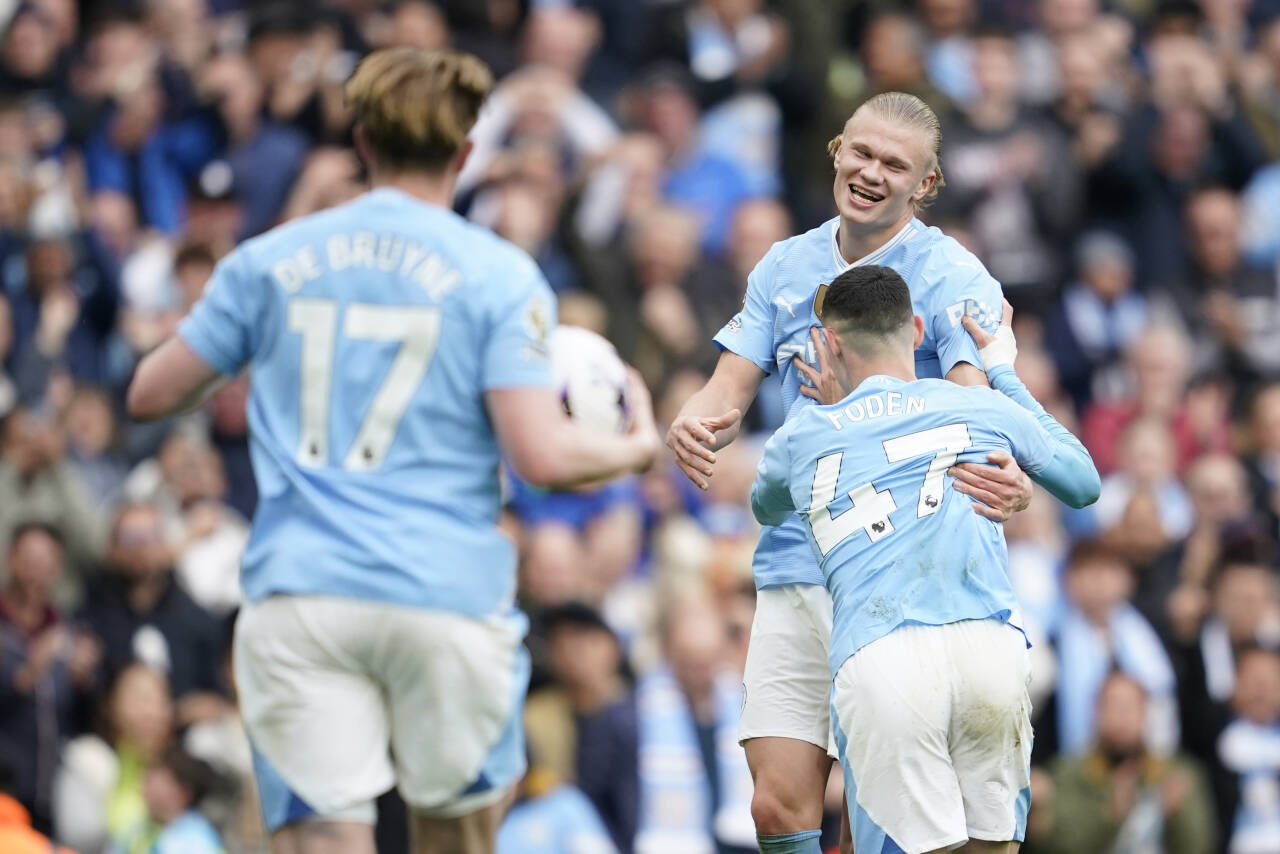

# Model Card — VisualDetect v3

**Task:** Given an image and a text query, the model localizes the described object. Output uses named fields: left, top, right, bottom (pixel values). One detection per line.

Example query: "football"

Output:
left=550, top=325, right=632, bottom=433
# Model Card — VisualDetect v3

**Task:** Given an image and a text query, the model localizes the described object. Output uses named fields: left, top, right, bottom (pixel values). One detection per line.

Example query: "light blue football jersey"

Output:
left=713, top=217, right=1003, bottom=588
left=751, top=375, right=1056, bottom=674
left=178, top=187, right=557, bottom=618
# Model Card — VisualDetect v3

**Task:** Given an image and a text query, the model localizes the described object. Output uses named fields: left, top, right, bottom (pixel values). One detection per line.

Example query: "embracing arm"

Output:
left=750, top=429, right=795, bottom=526
left=943, top=357, right=1036, bottom=519
left=944, top=360, right=988, bottom=387
left=959, top=308, right=1099, bottom=509
left=987, top=363, right=1100, bottom=509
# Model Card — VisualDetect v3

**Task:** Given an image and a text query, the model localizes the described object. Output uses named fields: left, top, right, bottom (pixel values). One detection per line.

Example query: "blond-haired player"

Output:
left=129, top=48, right=660, bottom=854
left=666, top=93, right=1034, bottom=853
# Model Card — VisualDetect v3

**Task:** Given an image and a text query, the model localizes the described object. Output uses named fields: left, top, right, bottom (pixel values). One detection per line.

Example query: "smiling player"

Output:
left=666, top=92, right=1035, bottom=854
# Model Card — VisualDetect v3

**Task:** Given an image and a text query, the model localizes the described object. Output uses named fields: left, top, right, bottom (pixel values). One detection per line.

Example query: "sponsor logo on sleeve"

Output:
left=524, top=294, right=550, bottom=343
left=945, top=299, right=998, bottom=330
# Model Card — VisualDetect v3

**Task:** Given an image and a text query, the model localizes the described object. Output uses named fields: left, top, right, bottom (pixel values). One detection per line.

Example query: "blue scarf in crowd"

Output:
left=633, top=667, right=755, bottom=854
left=1057, top=603, right=1179, bottom=755
left=1219, top=718, right=1280, bottom=854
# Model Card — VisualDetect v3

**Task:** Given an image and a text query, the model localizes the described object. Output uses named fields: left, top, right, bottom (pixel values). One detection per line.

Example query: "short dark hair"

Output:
left=820, top=265, right=913, bottom=349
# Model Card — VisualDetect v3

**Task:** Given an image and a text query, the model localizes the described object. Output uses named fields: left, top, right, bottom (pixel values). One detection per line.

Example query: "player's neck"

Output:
left=844, top=354, right=917, bottom=390
left=369, top=170, right=457, bottom=209
left=837, top=211, right=914, bottom=264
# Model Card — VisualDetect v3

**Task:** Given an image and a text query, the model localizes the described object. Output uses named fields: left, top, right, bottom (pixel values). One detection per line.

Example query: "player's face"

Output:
left=832, top=111, right=935, bottom=233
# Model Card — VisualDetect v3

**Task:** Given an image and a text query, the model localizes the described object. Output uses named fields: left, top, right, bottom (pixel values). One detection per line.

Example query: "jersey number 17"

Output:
left=288, top=298, right=441, bottom=472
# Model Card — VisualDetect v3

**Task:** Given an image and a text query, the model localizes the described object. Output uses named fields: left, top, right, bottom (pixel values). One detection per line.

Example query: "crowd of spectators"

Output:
left=0, top=0, right=1279, bottom=852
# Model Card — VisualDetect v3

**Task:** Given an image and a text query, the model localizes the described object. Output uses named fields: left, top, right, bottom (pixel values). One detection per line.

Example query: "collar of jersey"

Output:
left=852, top=374, right=908, bottom=394
left=828, top=374, right=909, bottom=408
left=830, top=218, right=921, bottom=271
left=367, top=186, right=447, bottom=214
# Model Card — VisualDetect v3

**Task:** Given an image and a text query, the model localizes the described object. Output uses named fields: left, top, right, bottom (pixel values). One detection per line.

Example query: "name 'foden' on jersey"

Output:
left=823, top=390, right=927, bottom=430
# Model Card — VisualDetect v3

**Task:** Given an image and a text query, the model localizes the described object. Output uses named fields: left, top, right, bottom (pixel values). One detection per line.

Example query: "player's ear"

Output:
left=912, top=315, right=924, bottom=349
left=451, top=139, right=475, bottom=176
left=912, top=171, right=935, bottom=203
left=823, top=326, right=843, bottom=360
left=353, top=124, right=372, bottom=169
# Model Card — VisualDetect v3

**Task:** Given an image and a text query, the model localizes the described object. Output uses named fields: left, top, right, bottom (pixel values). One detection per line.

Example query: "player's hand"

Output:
left=949, top=451, right=1033, bottom=521
left=961, top=298, right=1016, bottom=373
left=624, top=368, right=662, bottom=473
left=665, top=408, right=742, bottom=490
left=794, top=326, right=849, bottom=406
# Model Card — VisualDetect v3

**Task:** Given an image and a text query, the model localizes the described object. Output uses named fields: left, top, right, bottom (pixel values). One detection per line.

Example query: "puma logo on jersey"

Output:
left=775, top=295, right=803, bottom=318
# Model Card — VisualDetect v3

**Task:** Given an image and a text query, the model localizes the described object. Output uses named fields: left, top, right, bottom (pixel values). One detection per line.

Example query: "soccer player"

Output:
left=127, top=48, right=660, bottom=854
left=665, top=92, right=1033, bottom=853
left=751, top=265, right=1100, bottom=853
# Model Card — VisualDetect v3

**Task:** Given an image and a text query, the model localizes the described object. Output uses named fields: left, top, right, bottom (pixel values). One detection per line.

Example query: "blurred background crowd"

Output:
left=1, top=0, right=1279, bottom=852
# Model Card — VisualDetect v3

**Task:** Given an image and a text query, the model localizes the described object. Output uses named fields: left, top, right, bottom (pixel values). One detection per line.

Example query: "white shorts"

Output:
left=832, top=619, right=1032, bottom=854
left=234, top=595, right=528, bottom=831
left=739, top=583, right=837, bottom=756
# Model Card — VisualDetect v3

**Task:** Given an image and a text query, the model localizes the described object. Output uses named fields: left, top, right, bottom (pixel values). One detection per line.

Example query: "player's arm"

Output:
left=669, top=246, right=779, bottom=490
left=666, top=351, right=764, bottom=490
left=749, top=428, right=794, bottom=526
left=944, top=348, right=1036, bottom=520
left=486, top=263, right=660, bottom=489
left=943, top=360, right=987, bottom=387
left=127, top=338, right=226, bottom=420
left=933, top=277, right=1034, bottom=519
left=489, top=372, right=660, bottom=489
left=962, top=315, right=1101, bottom=509
left=127, top=250, right=257, bottom=421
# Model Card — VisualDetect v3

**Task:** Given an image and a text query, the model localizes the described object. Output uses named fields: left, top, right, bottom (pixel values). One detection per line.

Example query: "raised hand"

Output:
left=666, top=407, right=743, bottom=490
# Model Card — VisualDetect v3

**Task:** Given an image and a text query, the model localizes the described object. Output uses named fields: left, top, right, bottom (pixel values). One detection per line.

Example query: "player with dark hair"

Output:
left=666, top=92, right=1035, bottom=853
left=752, top=265, right=1099, bottom=852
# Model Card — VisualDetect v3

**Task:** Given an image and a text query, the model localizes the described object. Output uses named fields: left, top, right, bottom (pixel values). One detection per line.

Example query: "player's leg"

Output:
left=739, top=583, right=835, bottom=852
left=832, top=623, right=969, bottom=854
left=377, top=606, right=529, bottom=854
left=956, top=841, right=1020, bottom=853
left=947, top=619, right=1034, bottom=854
left=838, top=798, right=852, bottom=854
left=270, top=821, right=376, bottom=854
left=407, top=802, right=506, bottom=854
left=235, top=597, right=393, bottom=854
left=744, top=738, right=830, bottom=833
